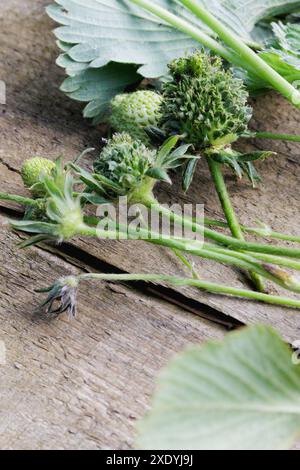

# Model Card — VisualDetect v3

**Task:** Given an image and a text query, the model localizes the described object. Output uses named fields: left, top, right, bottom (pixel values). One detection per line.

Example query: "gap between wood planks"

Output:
left=1, top=0, right=299, bottom=450
left=2, top=117, right=300, bottom=340
left=1, top=0, right=300, bottom=339
left=0, top=204, right=241, bottom=330
left=0, top=210, right=226, bottom=450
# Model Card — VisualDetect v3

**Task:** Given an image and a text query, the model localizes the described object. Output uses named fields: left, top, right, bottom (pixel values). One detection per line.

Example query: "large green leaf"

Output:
left=47, top=1, right=202, bottom=78
left=47, top=0, right=300, bottom=121
left=137, top=325, right=300, bottom=450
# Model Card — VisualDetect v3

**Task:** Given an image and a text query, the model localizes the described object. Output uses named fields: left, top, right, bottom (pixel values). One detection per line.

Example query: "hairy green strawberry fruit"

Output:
left=21, top=157, right=55, bottom=197
left=94, top=133, right=156, bottom=200
left=110, top=91, right=163, bottom=144
left=160, top=52, right=252, bottom=150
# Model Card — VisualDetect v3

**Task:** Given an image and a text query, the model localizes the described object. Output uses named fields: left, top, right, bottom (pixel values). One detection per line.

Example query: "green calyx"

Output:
left=110, top=91, right=163, bottom=145
left=92, top=132, right=196, bottom=204
left=13, top=160, right=85, bottom=245
left=58, top=204, right=84, bottom=240
left=21, top=157, right=56, bottom=197
left=24, top=199, right=48, bottom=222
left=45, top=162, right=85, bottom=240
left=160, top=51, right=252, bottom=150
left=94, top=133, right=157, bottom=203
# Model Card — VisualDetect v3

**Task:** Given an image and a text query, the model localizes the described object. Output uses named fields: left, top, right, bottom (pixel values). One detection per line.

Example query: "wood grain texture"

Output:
left=1, top=0, right=300, bottom=339
left=0, top=0, right=300, bottom=450
left=0, top=1, right=223, bottom=449
left=0, top=216, right=223, bottom=449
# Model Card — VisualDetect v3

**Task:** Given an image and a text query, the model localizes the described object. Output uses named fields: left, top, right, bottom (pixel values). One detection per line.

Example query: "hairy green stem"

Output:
left=1, top=191, right=299, bottom=245
left=244, top=229, right=300, bottom=244
left=254, top=132, right=300, bottom=143
left=151, top=203, right=300, bottom=258
left=203, top=218, right=300, bottom=243
left=84, top=213, right=300, bottom=271
left=150, top=238, right=299, bottom=293
left=177, top=0, right=300, bottom=109
left=172, top=249, right=200, bottom=279
left=204, top=243, right=300, bottom=273
left=79, top=223, right=300, bottom=293
left=131, top=192, right=200, bottom=278
left=207, top=157, right=264, bottom=291
left=206, top=159, right=243, bottom=239
left=77, top=273, right=300, bottom=310
left=0, top=192, right=40, bottom=207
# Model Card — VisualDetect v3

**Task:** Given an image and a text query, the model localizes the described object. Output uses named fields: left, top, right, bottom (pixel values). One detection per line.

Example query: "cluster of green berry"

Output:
left=3, top=51, right=300, bottom=315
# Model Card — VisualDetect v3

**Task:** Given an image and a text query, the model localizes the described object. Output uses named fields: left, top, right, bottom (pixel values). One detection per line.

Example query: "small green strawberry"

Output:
left=94, top=132, right=156, bottom=199
left=21, top=157, right=55, bottom=197
left=110, top=90, right=163, bottom=144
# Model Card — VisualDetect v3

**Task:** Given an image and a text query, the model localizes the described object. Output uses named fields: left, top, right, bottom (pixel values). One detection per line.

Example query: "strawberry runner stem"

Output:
left=172, top=249, right=200, bottom=279
left=74, top=273, right=300, bottom=310
left=203, top=218, right=300, bottom=243
left=253, top=132, right=300, bottom=143
left=204, top=244, right=300, bottom=273
left=0, top=192, right=41, bottom=207
left=84, top=214, right=300, bottom=272
left=1, top=191, right=300, bottom=252
left=207, top=157, right=265, bottom=292
left=150, top=203, right=300, bottom=258
left=79, top=223, right=300, bottom=293
left=5, top=207, right=300, bottom=293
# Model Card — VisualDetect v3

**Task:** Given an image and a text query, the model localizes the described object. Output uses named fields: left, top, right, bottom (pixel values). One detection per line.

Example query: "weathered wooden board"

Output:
left=1, top=0, right=300, bottom=450
left=1, top=0, right=300, bottom=340
left=0, top=215, right=224, bottom=449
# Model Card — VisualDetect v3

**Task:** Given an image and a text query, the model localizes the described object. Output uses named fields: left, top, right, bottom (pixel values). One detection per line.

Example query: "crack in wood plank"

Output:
left=1, top=0, right=300, bottom=340
left=0, top=214, right=224, bottom=449
left=1, top=204, right=240, bottom=329
left=1, top=0, right=300, bottom=450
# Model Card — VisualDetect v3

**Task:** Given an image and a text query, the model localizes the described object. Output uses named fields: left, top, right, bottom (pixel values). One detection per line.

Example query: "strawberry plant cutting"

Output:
left=1, top=0, right=300, bottom=450
left=3, top=133, right=300, bottom=307
left=3, top=49, right=300, bottom=304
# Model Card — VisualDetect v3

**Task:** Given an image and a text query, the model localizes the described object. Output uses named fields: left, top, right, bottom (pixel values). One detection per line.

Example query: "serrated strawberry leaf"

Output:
left=47, top=0, right=300, bottom=121
left=137, top=325, right=300, bottom=450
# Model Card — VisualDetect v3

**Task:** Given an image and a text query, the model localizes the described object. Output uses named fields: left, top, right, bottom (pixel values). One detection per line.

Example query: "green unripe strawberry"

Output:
left=110, top=91, right=163, bottom=145
left=21, top=157, right=55, bottom=197
left=94, top=132, right=156, bottom=199
left=160, top=52, right=252, bottom=150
